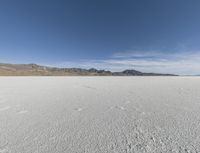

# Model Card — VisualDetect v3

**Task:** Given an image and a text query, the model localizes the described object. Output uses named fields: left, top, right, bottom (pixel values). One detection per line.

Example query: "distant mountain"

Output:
left=0, top=63, right=177, bottom=76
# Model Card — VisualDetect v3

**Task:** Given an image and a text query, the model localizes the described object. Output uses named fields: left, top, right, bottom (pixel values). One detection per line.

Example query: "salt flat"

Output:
left=0, top=77, right=200, bottom=153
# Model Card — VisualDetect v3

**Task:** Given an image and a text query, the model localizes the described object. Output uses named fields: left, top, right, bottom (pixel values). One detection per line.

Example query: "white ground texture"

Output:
left=0, top=77, right=200, bottom=153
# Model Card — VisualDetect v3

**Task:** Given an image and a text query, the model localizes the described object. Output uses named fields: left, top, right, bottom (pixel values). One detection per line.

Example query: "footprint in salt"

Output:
left=115, top=106, right=126, bottom=110
left=74, top=108, right=83, bottom=112
left=119, top=106, right=125, bottom=110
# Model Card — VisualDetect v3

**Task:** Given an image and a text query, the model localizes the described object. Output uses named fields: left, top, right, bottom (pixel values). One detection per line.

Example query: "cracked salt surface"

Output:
left=0, top=77, right=200, bottom=153
left=17, top=110, right=28, bottom=114
left=0, top=100, right=6, bottom=104
left=0, top=149, right=9, bottom=153
left=0, top=106, right=10, bottom=112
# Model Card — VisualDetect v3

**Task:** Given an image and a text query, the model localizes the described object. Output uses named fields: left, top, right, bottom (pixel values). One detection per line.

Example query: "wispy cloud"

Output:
left=112, top=50, right=167, bottom=59
left=54, top=50, right=200, bottom=75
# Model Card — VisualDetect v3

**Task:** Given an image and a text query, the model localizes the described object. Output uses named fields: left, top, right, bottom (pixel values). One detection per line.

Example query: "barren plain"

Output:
left=0, top=77, right=200, bottom=153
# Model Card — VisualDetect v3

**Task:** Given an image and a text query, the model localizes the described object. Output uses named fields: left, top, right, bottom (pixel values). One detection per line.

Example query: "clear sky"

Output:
left=1, top=0, right=200, bottom=75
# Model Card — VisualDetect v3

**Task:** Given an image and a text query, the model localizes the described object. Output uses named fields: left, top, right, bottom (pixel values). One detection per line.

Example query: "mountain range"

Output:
left=0, top=63, right=177, bottom=76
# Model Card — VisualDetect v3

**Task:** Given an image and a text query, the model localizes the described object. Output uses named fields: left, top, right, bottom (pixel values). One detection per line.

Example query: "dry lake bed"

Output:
left=0, top=77, right=200, bottom=153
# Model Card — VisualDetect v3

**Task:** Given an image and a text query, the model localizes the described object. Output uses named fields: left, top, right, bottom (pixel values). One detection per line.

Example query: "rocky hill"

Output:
left=0, top=63, right=177, bottom=76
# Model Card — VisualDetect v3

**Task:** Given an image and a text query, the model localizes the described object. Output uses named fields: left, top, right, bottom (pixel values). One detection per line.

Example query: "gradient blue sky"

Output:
left=1, top=0, right=200, bottom=74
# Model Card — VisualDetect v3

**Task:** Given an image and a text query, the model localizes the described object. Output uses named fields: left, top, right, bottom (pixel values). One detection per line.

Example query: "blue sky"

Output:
left=1, top=0, right=200, bottom=75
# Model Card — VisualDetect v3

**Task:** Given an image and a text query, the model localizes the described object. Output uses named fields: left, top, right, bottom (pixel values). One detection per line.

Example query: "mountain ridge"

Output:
left=0, top=63, right=177, bottom=76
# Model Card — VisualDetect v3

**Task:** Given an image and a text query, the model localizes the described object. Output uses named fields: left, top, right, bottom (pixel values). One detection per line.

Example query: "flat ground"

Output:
left=0, top=77, right=200, bottom=153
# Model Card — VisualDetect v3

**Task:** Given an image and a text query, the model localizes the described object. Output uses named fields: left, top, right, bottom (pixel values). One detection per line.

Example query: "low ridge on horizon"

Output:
left=0, top=63, right=177, bottom=76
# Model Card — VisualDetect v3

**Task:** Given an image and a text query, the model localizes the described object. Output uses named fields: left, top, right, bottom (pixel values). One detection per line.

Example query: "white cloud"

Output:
left=55, top=51, right=200, bottom=75
left=107, top=51, right=200, bottom=75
